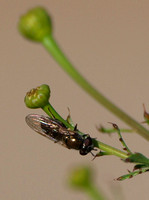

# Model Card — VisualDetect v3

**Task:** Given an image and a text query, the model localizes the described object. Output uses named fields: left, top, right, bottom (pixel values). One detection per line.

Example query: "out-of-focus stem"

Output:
left=85, top=183, right=106, bottom=200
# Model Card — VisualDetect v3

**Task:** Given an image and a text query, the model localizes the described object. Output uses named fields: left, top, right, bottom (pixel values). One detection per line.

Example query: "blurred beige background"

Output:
left=1, top=1, right=149, bottom=200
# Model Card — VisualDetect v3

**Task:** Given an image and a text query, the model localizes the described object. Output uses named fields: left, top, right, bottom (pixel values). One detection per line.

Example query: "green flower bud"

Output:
left=69, top=166, right=92, bottom=189
left=18, top=7, right=52, bottom=42
left=25, top=84, right=50, bottom=108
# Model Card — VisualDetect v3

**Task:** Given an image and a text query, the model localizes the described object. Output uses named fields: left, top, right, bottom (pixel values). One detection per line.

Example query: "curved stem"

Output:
left=42, top=35, right=149, bottom=140
left=42, top=103, right=72, bottom=128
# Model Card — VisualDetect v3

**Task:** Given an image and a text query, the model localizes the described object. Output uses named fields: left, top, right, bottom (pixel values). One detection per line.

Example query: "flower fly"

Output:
left=25, top=114, right=94, bottom=155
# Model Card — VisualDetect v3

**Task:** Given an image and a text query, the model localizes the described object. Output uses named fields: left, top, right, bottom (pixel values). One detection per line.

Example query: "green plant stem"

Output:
left=43, top=102, right=128, bottom=160
left=115, top=126, right=132, bottom=154
left=85, top=183, right=106, bottom=200
left=99, top=127, right=132, bottom=134
left=42, top=103, right=72, bottom=128
left=117, top=168, right=149, bottom=181
left=93, top=139, right=128, bottom=159
left=42, top=35, right=149, bottom=140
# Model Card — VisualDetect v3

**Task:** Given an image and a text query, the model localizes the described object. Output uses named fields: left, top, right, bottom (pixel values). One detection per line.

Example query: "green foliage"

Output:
left=125, top=153, right=149, bottom=165
left=21, top=8, right=149, bottom=200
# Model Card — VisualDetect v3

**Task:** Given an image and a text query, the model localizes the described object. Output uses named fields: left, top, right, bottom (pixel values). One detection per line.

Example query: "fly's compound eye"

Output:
left=79, top=136, right=94, bottom=156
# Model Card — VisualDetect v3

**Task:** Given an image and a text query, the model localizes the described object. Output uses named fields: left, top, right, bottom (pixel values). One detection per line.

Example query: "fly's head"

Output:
left=79, top=135, right=94, bottom=156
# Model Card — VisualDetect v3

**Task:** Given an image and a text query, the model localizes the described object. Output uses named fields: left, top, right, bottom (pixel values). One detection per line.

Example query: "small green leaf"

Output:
left=117, top=168, right=149, bottom=181
left=133, top=164, right=147, bottom=170
left=125, top=153, right=149, bottom=166
left=143, top=104, right=149, bottom=124
left=66, top=108, right=75, bottom=127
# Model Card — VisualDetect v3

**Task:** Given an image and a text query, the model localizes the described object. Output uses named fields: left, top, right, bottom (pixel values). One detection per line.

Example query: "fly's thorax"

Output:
left=64, top=132, right=83, bottom=150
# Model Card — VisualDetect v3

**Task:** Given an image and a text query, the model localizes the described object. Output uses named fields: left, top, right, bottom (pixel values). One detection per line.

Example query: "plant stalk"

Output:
left=42, top=35, right=149, bottom=140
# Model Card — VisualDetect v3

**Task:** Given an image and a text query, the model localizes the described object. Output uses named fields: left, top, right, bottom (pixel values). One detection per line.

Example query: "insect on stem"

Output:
left=25, top=114, right=95, bottom=156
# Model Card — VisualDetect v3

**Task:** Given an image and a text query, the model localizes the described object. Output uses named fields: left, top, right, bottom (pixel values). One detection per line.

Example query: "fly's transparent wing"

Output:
left=25, top=114, right=58, bottom=142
